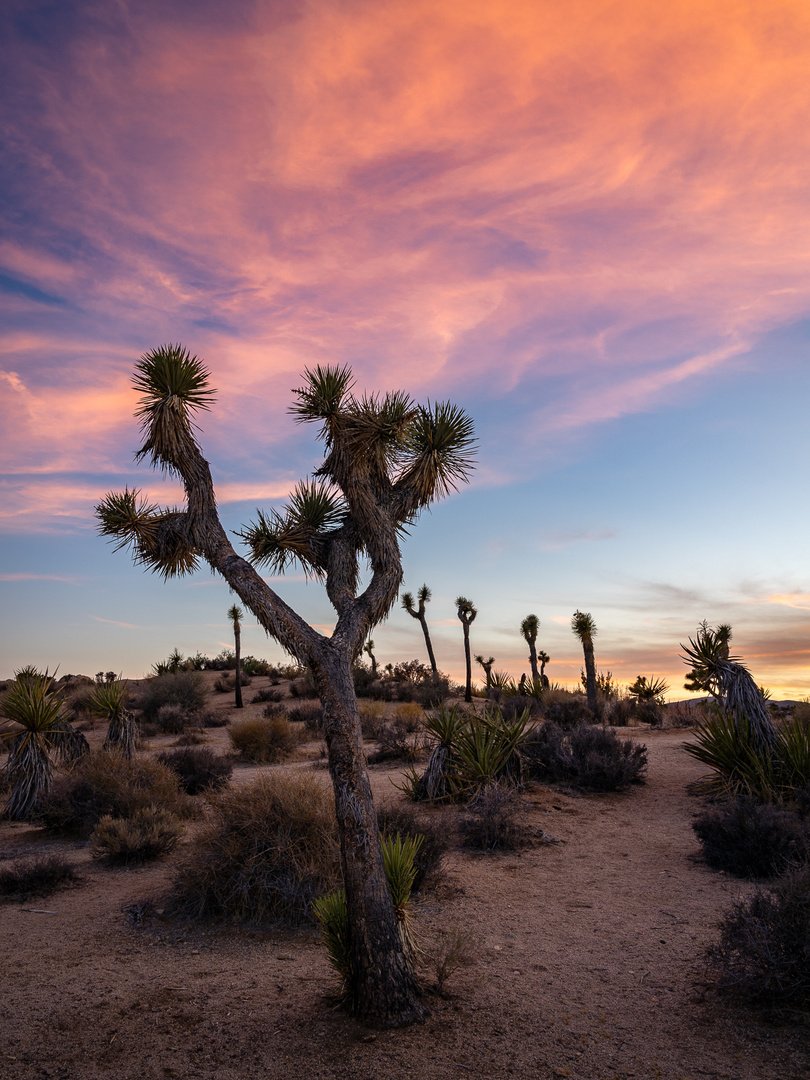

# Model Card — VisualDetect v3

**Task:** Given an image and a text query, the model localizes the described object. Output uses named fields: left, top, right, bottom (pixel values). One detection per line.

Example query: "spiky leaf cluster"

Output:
left=133, top=345, right=216, bottom=471
left=96, top=488, right=198, bottom=579
left=240, top=480, right=347, bottom=578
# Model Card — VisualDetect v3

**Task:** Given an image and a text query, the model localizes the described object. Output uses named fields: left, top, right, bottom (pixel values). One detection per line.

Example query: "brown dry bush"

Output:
left=692, top=798, right=810, bottom=879
left=252, top=686, right=284, bottom=704
left=287, top=701, right=322, bottom=732
left=90, top=806, right=183, bottom=864
left=134, top=671, right=208, bottom=723
left=214, top=672, right=252, bottom=693
left=34, top=750, right=196, bottom=835
left=158, top=747, right=233, bottom=795
left=369, top=718, right=425, bottom=764
left=394, top=702, right=425, bottom=732
left=459, top=782, right=530, bottom=851
left=358, top=700, right=386, bottom=739
left=169, top=772, right=341, bottom=926
left=228, top=715, right=305, bottom=763
left=0, top=854, right=80, bottom=901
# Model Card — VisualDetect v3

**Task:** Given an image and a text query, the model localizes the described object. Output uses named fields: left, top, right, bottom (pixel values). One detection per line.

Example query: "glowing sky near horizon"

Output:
left=2, top=0, right=810, bottom=696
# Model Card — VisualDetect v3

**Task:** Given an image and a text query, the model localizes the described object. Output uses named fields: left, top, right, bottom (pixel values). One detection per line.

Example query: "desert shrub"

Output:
left=158, top=747, right=233, bottom=795
left=692, top=798, right=810, bottom=878
left=600, top=697, right=639, bottom=727
left=706, top=864, right=810, bottom=1013
left=135, top=672, right=208, bottom=724
left=228, top=715, right=304, bottom=763
left=525, top=722, right=648, bottom=791
left=498, top=695, right=543, bottom=722
left=352, top=664, right=378, bottom=697
left=173, top=730, right=206, bottom=746
left=459, top=782, right=529, bottom=851
left=0, top=854, right=79, bottom=900
left=664, top=700, right=706, bottom=729
left=169, top=772, right=340, bottom=925
left=214, top=672, right=253, bottom=693
left=542, top=694, right=594, bottom=729
left=401, top=674, right=452, bottom=708
left=90, top=806, right=182, bottom=863
left=197, top=709, right=229, bottom=728
left=35, top=750, right=195, bottom=835
left=394, top=702, right=425, bottom=732
left=287, top=701, right=322, bottom=732
left=62, top=683, right=97, bottom=721
left=288, top=670, right=317, bottom=698
left=262, top=702, right=288, bottom=719
left=241, top=656, right=271, bottom=676
left=252, top=686, right=284, bottom=704
left=421, top=929, right=481, bottom=995
left=369, top=719, right=424, bottom=764
left=358, top=700, right=387, bottom=740
left=153, top=704, right=188, bottom=734
left=376, top=801, right=450, bottom=892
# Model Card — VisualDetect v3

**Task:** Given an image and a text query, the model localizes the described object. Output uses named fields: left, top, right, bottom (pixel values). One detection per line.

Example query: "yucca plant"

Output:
left=417, top=704, right=470, bottom=801
left=684, top=711, right=780, bottom=801
left=778, top=715, right=810, bottom=793
left=1, top=671, right=89, bottom=820
left=315, top=832, right=424, bottom=992
left=454, top=710, right=534, bottom=792
left=91, top=678, right=137, bottom=759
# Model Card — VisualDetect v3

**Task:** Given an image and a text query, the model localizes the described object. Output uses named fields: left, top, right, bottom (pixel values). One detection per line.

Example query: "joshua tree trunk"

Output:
left=417, top=612, right=437, bottom=674
left=572, top=611, right=598, bottom=715
left=232, top=609, right=243, bottom=709
left=402, top=585, right=438, bottom=675
left=527, top=641, right=539, bottom=683
left=456, top=597, right=477, bottom=704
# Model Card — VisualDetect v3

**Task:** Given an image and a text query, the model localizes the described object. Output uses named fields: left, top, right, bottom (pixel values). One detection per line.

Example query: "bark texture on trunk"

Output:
left=234, top=622, right=243, bottom=709
left=527, top=642, right=539, bottom=684
left=315, top=653, right=426, bottom=1027
left=583, top=644, right=597, bottom=713
left=463, top=626, right=472, bottom=703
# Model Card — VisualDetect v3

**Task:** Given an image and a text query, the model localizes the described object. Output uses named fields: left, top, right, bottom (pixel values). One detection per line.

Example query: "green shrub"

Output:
left=158, top=747, right=233, bottom=795
left=228, top=715, right=304, bottom=763
left=707, top=864, right=810, bottom=1013
left=0, top=854, right=80, bottom=900
left=376, top=801, right=450, bottom=892
left=135, top=671, right=208, bottom=724
left=525, top=722, right=648, bottom=791
left=692, top=798, right=810, bottom=878
left=90, top=806, right=182, bottom=863
left=34, top=750, right=195, bottom=835
left=169, top=773, right=340, bottom=925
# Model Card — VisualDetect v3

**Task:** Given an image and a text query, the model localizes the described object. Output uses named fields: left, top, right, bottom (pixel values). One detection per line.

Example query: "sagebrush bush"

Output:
left=0, top=854, right=79, bottom=900
left=376, top=801, right=450, bottom=891
left=394, top=702, right=425, bottom=732
left=541, top=695, right=594, bottom=729
left=135, top=671, right=208, bottom=723
left=707, top=864, right=810, bottom=1013
left=198, top=709, right=229, bottom=729
left=90, top=806, right=182, bottom=863
left=169, top=773, right=341, bottom=925
left=369, top=719, right=424, bottom=764
left=287, top=701, right=322, bottom=731
left=228, top=715, right=304, bottom=763
left=158, top=747, right=233, bottom=795
left=459, top=782, right=529, bottom=851
left=692, top=798, right=810, bottom=878
left=252, top=686, right=284, bottom=704
left=154, top=704, right=188, bottom=734
left=214, top=672, right=253, bottom=693
left=525, top=722, right=647, bottom=791
left=358, top=700, right=387, bottom=740
left=34, top=750, right=195, bottom=834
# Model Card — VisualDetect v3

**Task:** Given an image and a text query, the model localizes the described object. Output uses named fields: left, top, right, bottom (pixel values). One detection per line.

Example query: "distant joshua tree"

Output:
left=401, top=585, right=438, bottom=674
left=537, top=649, right=550, bottom=687
left=475, top=654, right=495, bottom=689
left=228, top=603, right=244, bottom=708
left=520, top=615, right=541, bottom=683
left=364, top=638, right=378, bottom=676
left=456, top=597, right=477, bottom=703
left=571, top=611, right=597, bottom=713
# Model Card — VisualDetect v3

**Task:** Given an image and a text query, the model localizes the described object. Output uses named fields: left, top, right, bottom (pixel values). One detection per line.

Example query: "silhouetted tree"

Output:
left=401, top=585, right=437, bottom=674
left=96, top=346, right=475, bottom=1027
left=456, top=597, right=477, bottom=703
left=571, top=610, right=597, bottom=713
left=475, top=654, right=495, bottom=689
left=228, top=603, right=244, bottom=708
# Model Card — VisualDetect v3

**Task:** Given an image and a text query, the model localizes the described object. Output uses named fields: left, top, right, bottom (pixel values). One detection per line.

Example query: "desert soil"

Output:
left=1, top=678, right=809, bottom=1080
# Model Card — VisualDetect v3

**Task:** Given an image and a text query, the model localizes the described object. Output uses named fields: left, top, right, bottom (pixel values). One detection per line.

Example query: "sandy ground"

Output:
left=1, top=679, right=809, bottom=1080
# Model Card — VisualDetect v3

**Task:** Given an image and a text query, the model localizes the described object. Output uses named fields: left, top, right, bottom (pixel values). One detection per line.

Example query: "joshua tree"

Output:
left=228, top=603, right=244, bottom=708
left=681, top=622, right=776, bottom=754
left=455, top=597, right=477, bottom=703
left=364, top=638, right=378, bottom=676
left=475, top=654, right=495, bottom=689
left=571, top=610, right=598, bottom=713
left=520, top=614, right=541, bottom=684
left=401, top=585, right=437, bottom=674
left=91, top=678, right=137, bottom=759
left=537, top=649, right=550, bottom=687
left=1, top=670, right=88, bottom=820
left=96, top=346, right=475, bottom=1027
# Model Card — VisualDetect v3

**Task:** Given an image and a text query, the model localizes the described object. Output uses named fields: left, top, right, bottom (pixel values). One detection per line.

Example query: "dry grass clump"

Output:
left=421, top=928, right=482, bottom=995
left=394, top=702, right=425, bottom=732
left=228, top=715, right=305, bottom=763
left=287, top=701, right=322, bottom=731
left=157, top=747, right=233, bottom=795
left=34, top=750, right=196, bottom=835
left=252, top=686, right=284, bottom=704
left=169, top=772, right=340, bottom=926
left=692, top=797, right=810, bottom=878
left=707, top=864, right=810, bottom=1015
left=214, top=672, right=252, bottom=693
left=358, top=700, right=386, bottom=739
left=0, top=854, right=80, bottom=901
left=90, top=806, right=183, bottom=864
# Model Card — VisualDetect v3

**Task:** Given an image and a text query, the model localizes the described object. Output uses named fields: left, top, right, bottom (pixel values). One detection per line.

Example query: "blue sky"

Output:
left=2, top=0, right=810, bottom=695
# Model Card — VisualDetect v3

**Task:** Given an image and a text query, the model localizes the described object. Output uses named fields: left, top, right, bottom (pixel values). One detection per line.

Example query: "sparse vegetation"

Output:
left=524, top=722, right=648, bottom=791
left=169, top=773, right=340, bottom=926
left=0, top=854, right=80, bottom=901
left=693, top=797, right=810, bottom=878
left=158, top=746, right=233, bottom=795
left=459, top=781, right=529, bottom=851
left=90, top=807, right=183, bottom=863
left=135, top=671, right=208, bottom=727
left=228, top=714, right=304, bottom=762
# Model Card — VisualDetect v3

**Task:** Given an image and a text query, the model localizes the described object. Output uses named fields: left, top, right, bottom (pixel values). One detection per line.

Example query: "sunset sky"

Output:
left=2, top=0, right=810, bottom=697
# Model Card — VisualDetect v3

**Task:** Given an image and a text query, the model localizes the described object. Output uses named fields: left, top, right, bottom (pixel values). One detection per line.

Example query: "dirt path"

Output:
left=1, top=728, right=809, bottom=1079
